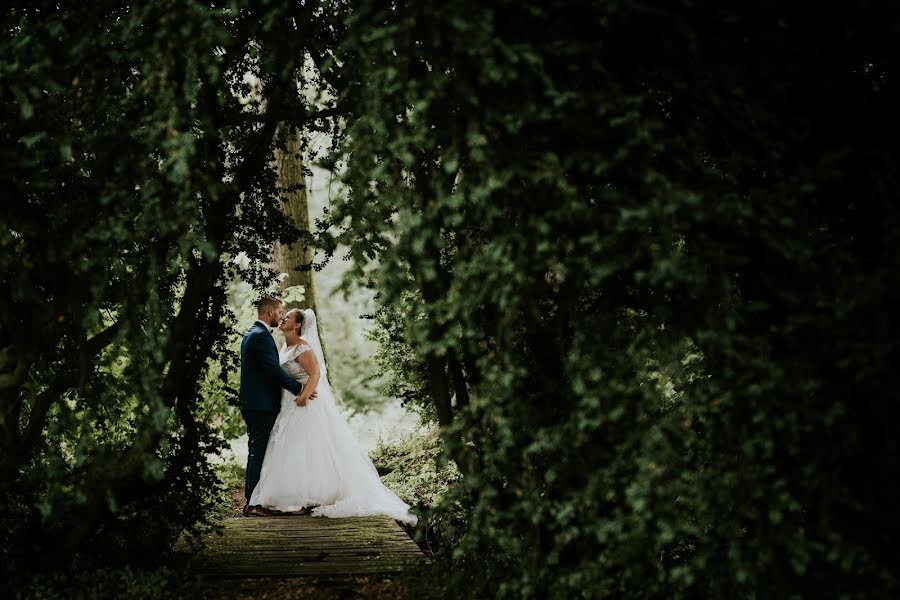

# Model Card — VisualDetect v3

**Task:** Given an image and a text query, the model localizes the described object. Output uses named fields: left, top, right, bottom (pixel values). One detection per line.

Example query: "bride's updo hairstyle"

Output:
left=285, top=308, right=305, bottom=334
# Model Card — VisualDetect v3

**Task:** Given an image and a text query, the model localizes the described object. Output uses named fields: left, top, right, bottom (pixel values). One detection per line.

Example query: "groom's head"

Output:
left=256, top=296, right=285, bottom=327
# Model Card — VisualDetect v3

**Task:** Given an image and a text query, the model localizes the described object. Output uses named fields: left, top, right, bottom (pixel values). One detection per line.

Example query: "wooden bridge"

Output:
left=190, top=515, right=428, bottom=581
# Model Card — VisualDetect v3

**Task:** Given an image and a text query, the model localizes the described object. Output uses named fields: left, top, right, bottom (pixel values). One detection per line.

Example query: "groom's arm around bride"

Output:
left=246, top=327, right=303, bottom=408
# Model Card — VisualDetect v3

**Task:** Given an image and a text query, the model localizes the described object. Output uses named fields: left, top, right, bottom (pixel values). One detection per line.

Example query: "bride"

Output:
left=248, top=308, right=417, bottom=525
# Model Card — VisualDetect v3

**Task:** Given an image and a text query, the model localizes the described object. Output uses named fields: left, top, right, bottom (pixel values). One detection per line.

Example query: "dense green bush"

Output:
left=331, top=1, right=900, bottom=597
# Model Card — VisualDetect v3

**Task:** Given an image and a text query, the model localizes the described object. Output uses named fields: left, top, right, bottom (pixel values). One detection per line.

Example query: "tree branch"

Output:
left=13, top=321, right=122, bottom=465
left=49, top=48, right=304, bottom=560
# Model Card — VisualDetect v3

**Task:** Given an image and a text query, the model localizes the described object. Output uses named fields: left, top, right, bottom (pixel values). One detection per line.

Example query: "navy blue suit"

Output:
left=240, top=321, right=303, bottom=502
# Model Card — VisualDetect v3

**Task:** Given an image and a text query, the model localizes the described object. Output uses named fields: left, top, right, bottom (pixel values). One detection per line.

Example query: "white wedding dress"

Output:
left=248, top=309, right=417, bottom=525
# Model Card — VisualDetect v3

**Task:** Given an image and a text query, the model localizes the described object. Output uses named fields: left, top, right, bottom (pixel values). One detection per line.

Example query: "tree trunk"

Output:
left=273, top=126, right=317, bottom=313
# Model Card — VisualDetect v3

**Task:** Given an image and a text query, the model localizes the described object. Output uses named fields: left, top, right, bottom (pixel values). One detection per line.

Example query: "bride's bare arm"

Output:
left=294, top=345, right=320, bottom=407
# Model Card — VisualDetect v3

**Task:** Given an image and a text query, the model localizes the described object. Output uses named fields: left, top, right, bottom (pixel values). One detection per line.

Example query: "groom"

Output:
left=239, top=295, right=310, bottom=517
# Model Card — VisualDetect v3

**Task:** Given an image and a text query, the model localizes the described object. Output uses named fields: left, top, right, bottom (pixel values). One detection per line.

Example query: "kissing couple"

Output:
left=238, top=295, right=416, bottom=524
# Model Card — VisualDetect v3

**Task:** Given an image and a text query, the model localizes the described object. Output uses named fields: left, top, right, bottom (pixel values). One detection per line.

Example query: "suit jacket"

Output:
left=239, top=321, right=303, bottom=413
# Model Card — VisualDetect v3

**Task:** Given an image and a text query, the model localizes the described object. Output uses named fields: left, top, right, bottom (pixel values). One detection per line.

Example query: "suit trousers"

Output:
left=241, top=409, right=278, bottom=503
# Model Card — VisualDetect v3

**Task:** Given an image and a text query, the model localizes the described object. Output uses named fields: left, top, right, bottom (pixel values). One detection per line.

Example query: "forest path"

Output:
left=185, top=514, right=431, bottom=598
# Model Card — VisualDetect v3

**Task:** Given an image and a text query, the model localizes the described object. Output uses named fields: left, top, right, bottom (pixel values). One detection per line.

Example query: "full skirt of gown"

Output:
left=248, top=345, right=416, bottom=525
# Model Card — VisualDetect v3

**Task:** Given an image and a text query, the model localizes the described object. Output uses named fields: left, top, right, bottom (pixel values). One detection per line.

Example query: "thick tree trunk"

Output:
left=273, top=127, right=317, bottom=313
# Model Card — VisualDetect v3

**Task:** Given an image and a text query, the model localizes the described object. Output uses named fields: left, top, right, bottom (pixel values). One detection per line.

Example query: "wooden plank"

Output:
left=183, top=514, right=429, bottom=580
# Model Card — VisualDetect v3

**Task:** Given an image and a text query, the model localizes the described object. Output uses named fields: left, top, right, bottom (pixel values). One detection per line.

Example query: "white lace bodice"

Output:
left=280, top=343, right=314, bottom=384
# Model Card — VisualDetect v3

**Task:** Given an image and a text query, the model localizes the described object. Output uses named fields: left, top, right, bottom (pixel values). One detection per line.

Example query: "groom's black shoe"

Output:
left=243, top=504, right=274, bottom=517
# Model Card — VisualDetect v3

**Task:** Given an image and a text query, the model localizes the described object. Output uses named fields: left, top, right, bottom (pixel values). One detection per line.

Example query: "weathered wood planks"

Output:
left=189, top=515, right=429, bottom=579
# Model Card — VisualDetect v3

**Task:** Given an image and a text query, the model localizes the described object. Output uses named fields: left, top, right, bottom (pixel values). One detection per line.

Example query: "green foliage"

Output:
left=13, top=567, right=179, bottom=600
left=366, top=297, right=434, bottom=421
left=213, top=460, right=247, bottom=495
left=371, top=425, right=461, bottom=512
left=309, top=183, right=396, bottom=415
left=330, top=1, right=900, bottom=598
left=207, top=460, right=246, bottom=522
left=5, top=2, right=899, bottom=598
left=370, top=426, right=465, bottom=557
left=319, top=310, right=389, bottom=414
left=1, top=0, right=346, bottom=572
